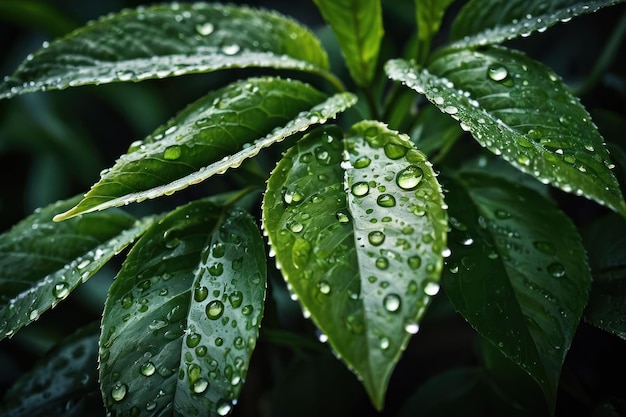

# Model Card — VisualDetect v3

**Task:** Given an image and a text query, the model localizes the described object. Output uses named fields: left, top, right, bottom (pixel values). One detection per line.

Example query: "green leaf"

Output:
left=582, top=213, right=626, bottom=340
left=313, top=0, right=383, bottom=87
left=0, top=3, right=337, bottom=99
left=440, top=172, right=591, bottom=414
left=262, top=122, right=447, bottom=409
left=0, top=196, right=150, bottom=341
left=414, top=0, right=454, bottom=62
left=385, top=51, right=626, bottom=217
left=99, top=201, right=266, bottom=417
left=54, top=77, right=356, bottom=221
left=449, top=0, right=623, bottom=48
left=0, top=322, right=102, bottom=417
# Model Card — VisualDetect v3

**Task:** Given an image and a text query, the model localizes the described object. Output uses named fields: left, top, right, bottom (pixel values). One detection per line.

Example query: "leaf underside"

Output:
left=385, top=50, right=626, bottom=217
left=54, top=77, right=356, bottom=221
left=0, top=2, right=333, bottom=99
left=0, top=196, right=151, bottom=341
left=262, top=122, right=447, bottom=409
left=100, top=200, right=266, bottom=417
left=441, top=172, right=591, bottom=413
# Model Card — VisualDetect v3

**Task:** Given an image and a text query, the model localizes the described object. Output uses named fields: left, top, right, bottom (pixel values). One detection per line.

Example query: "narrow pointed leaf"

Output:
left=441, top=173, right=591, bottom=413
left=0, top=322, right=101, bottom=417
left=54, top=78, right=356, bottom=221
left=262, top=122, right=447, bottom=409
left=0, top=196, right=151, bottom=341
left=385, top=52, right=626, bottom=217
left=414, top=0, right=454, bottom=60
left=0, top=3, right=336, bottom=99
left=449, top=0, right=623, bottom=48
left=313, top=0, right=383, bottom=87
left=99, top=201, right=266, bottom=417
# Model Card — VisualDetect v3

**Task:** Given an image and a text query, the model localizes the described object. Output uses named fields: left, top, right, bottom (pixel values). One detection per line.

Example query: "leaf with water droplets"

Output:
left=312, top=0, right=383, bottom=87
left=262, top=122, right=447, bottom=409
left=0, top=3, right=340, bottom=99
left=0, top=322, right=101, bottom=417
left=100, top=200, right=266, bottom=417
left=449, top=0, right=623, bottom=48
left=440, top=172, right=591, bottom=414
left=54, top=77, right=355, bottom=221
left=0, top=195, right=150, bottom=341
left=385, top=51, right=626, bottom=217
left=582, top=213, right=626, bottom=340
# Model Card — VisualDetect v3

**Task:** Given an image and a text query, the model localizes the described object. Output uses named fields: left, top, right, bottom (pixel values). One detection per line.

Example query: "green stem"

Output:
left=364, top=87, right=380, bottom=120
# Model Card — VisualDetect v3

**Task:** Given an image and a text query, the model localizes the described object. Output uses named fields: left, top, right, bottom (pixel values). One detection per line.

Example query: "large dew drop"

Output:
left=396, top=166, right=423, bottom=190
left=383, top=294, right=401, bottom=313
left=206, top=300, right=225, bottom=320
left=111, top=383, right=128, bottom=402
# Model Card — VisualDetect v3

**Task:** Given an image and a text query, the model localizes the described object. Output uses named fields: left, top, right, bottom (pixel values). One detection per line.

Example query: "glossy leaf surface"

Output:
left=441, top=173, right=591, bottom=413
left=0, top=2, right=334, bottom=99
left=263, top=122, right=447, bottom=409
left=313, top=0, right=383, bottom=87
left=99, top=201, right=266, bottom=417
left=385, top=51, right=626, bottom=217
left=0, top=196, right=150, bottom=341
left=54, top=78, right=357, bottom=221
left=449, top=0, right=623, bottom=48
left=0, top=323, right=101, bottom=417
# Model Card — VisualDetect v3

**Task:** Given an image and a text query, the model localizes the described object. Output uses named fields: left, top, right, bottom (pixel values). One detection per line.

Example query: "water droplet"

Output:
left=216, top=399, right=233, bottom=416
left=163, top=145, right=181, bottom=160
left=547, top=262, right=566, bottom=278
left=287, top=220, right=304, bottom=233
left=408, top=255, right=421, bottom=270
left=494, top=209, right=511, bottom=219
left=424, top=282, right=440, bottom=296
left=368, top=231, right=385, bottom=246
left=209, top=263, right=224, bottom=276
left=221, top=44, right=240, bottom=55
left=379, top=337, right=390, bottom=350
left=396, top=166, right=423, bottom=190
left=404, top=322, right=419, bottom=334
left=377, top=194, right=396, bottom=207
left=375, top=257, right=389, bottom=270
left=206, top=300, right=224, bottom=320
left=351, top=182, right=370, bottom=197
left=53, top=282, right=69, bottom=299
left=196, top=22, right=214, bottom=36
left=354, top=156, right=371, bottom=168
left=140, top=362, right=156, bottom=376
left=186, top=333, right=201, bottom=348
left=193, top=378, right=209, bottom=393
left=318, top=280, right=331, bottom=295
left=384, top=143, right=408, bottom=159
left=383, top=294, right=401, bottom=313
left=487, top=64, right=509, bottom=82
left=194, top=286, right=209, bottom=302
left=533, top=241, right=556, bottom=255
left=234, top=337, right=245, bottom=349
left=228, top=291, right=243, bottom=308
left=242, top=305, right=254, bottom=316
left=336, top=210, right=350, bottom=223
left=29, top=310, right=39, bottom=320
left=444, top=106, right=458, bottom=115
left=215, top=337, right=224, bottom=346
left=111, top=383, right=127, bottom=402
left=77, top=259, right=91, bottom=270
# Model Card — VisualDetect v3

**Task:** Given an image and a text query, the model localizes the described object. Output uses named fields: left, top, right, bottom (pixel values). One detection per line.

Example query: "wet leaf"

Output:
left=99, top=201, right=266, bottom=417
left=313, top=0, right=383, bottom=87
left=0, top=196, right=150, bottom=341
left=582, top=213, right=626, bottom=340
left=441, top=172, right=591, bottom=414
left=449, top=0, right=623, bottom=48
left=0, top=3, right=339, bottom=99
left=385, top=51, right=626, bottom=217
left=0, top=322, right=102, bottom=417
left=262, top=122, right=447, bottom=409
left=54, top=78, right=356, bottom=221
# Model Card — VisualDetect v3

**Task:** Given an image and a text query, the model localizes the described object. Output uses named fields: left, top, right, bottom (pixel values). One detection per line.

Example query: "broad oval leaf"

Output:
left=0, top=196, right=150, bottom=341
left=262, top=122, right=447, bottom=409
left=54, top=77, right=356, bottom=221
left=385, top=52, right=626, bottom=217
left=0, top=322, right=102, bottom=417
left=440, top=172, right=591, bottom=414
left=99, top=201, right=266, bottom=417
left=313, top=0, right=383, bottom=87
left=449, top=0, right=623, bottom=48
left=0, top=2, right=339, bottom=99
